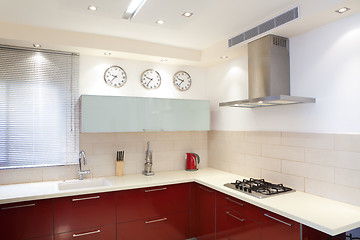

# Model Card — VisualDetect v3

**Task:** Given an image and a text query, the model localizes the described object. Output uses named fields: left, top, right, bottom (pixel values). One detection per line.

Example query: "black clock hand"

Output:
left=145, top=75, right=153, bottom=86
left=176, top=77, right=184, bottom=86
left=110, top=75, right=118, bottom=83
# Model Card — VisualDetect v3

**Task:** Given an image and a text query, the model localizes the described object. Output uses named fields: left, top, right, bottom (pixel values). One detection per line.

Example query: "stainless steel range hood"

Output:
left=219, top=35, right=315, bottom=108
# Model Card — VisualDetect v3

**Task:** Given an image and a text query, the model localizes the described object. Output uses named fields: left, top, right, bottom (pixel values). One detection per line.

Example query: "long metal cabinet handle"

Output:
left=144, top=187, right=167, bottom=193
left=73, top=229, right=100, bottom=237
left=1, top=203, right=36, bottom=210
left=264, top=213, right=293, bottom=227
left=145, top=217, right=168, bottom=224
left=72, top=196, right=100, bottom=202
left=226, top=211, right=245, bottom=222
left=225, top=197, right=244, bottom=206
left=198, top=186, right=213, bottom=193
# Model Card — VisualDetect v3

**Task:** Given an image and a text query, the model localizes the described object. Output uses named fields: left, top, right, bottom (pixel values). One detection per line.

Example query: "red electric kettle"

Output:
left=185, top=153, right=200, bottom=171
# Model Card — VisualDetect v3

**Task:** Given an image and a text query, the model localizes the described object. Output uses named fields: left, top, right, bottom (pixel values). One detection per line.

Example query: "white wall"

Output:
left=209, top=13, right=360, bottom=134
left=79, top=55, right=208, bottom=100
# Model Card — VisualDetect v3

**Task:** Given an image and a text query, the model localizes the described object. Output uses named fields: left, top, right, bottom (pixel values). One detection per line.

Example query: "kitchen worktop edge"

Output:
left=0, top=168, right=359, bottom=236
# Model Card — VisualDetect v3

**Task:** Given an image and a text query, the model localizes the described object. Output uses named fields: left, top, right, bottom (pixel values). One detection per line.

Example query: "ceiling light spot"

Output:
left=220, top=56, right=228, bottom=59
left=182, top=12, right=193, bottom=17
left=160, top=59, right=168, bottom=62
left=156, top=19, right=165, bottom=25
left=88, top=5, right=97, bottom=11
left=33, top=44, right=41, bottom=48
left=335, top=7, right=350, bottom=14
left=104, top=52, right=111, bottom=56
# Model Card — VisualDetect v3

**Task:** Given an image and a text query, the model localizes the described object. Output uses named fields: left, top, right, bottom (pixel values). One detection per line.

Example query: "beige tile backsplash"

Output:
left=1, top=130, right=359, bottom=207
left=0, top=131, right=208, bottom=185
left=208, top=131, right=360, bottom=207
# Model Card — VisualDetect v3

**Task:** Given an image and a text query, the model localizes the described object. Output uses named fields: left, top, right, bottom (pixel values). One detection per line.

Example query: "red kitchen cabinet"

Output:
left=190, top=183, right=216, bottom=240
left=302, top=225, right=346, bottom=240
left=0, top=199, right=53, bottom=240
left=116, top=183, right=190, bottom=223
left=216, top=207, right=260, bottom=240
left=261, top=211, right=301, bottom=240
left=29, top=236, right=54, bottom=240
left=53, top=192, right=116, bottom=234
left=117, top=211, right=189, bottom=240
left=54, top=224, right=116, bottom=240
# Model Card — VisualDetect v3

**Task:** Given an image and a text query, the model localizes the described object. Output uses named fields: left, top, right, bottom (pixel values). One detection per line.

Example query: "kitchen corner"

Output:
left=1, top=168, right=360, bottom=237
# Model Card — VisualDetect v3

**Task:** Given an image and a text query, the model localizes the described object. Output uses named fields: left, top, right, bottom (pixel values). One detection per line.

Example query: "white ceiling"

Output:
left=0, top=0, right=359, bottom=66
left=0, top=0, right=359, bottom=51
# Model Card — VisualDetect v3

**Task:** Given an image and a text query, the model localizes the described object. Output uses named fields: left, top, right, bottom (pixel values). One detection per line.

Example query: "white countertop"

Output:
left=1, top=168, right=359, bottom=236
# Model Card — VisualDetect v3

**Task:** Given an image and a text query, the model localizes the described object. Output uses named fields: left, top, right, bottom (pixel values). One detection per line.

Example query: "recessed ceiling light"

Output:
left=160, top=59, right=168, bottom=62
left=335, top=7, right=350, bottom=14
left=220, top=56, right=228, bottom=59
left=33, top=44, right=41, bottom=48
left=88, top=5, right=97, bottom=11
left=156, top=19, right=165, bottom=25
left=104, top=52, right=111, bottom=56
left=182, top=12, right=193, bottom=17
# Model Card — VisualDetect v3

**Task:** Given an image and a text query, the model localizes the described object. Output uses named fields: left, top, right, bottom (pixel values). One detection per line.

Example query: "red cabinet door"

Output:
left=29, top=236, right=53, bottom=240
left=0, top=199, right=53, bottom=240
left=190, top=183, right=216, bottom=240
left=261, top=211, right=300, bottom=240
left=116, top=183, right=189, bottom=223
left=54, top=224, right=116, bottom=240
left=54, top=192, right=116, bottom=234
left=302, top=225, right=346, bottom=240
left=117, top=212, right=189, bottom=240
left=216, top=207, right=260, bottom=240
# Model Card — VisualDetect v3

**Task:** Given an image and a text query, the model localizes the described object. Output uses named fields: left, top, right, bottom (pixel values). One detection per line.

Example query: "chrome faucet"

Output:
left=142, top=141, right=154, bottom=176
left=78, top=150, right=90, bottom=180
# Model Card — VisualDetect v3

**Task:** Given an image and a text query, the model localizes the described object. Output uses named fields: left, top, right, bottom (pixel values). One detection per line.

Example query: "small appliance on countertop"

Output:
left=185, top=153, right=200, bottom=171
left=224, top=178, right=295, bottom=199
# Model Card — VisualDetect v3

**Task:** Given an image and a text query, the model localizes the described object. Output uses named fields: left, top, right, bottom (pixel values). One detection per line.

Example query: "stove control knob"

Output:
left=244, top=187, right=248, bottom=192
left=239, top=186, right=243, bottom=190
left=248, top=189, right=252, bottom=193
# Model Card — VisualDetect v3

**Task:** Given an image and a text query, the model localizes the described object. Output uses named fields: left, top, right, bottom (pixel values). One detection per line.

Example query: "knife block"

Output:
left=116, top=161, right=124, bottom=176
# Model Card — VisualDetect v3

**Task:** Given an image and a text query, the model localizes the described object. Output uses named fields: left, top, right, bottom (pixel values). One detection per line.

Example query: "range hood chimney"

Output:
left=219, top=35, right=315, bottom=108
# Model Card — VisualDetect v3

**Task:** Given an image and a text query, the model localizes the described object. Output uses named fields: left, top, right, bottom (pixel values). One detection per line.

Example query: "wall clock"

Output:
left=140, top=69, right=161, bottom=89
left=104, top=65, right=127, bottom=88
left=173, top=71, right=191, bottom=91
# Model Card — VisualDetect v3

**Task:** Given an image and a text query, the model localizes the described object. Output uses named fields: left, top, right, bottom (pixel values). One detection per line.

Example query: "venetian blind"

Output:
left=0, top=45, right=79, bottom=169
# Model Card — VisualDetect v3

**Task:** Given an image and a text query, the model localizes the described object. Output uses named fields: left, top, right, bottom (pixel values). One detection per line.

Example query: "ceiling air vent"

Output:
left=228, top=7, right=299, bottom=47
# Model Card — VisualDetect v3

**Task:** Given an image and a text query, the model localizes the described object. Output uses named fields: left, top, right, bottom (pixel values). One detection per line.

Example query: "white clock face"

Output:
left=173, top=71, right=191, bottom=91
left=104, top=66, right=127, bottom=88
left=141, top=69, right=161, bottom=89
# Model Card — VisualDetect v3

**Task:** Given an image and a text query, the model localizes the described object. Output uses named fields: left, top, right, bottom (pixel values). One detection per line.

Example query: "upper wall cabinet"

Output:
left=80, top=95, right=210, bottom=133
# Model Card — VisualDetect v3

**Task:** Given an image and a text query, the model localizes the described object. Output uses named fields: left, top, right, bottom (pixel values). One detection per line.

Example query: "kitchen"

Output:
left=0, top=0, right=360, bottom=239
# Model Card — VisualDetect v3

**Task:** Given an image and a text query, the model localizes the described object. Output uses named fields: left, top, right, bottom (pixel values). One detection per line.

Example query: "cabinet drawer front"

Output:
left=216, top=207, right=260, bottom=240
left=216, top=192, right=262, bottom=222
left=117, top=211, right=189, bottom=240
left=54, top=192, right=116, bottom=234
left=54, top=224, right=116, bottom=240
left=116, top=183, right=189, bottom=223
left=261, top=211, right=300, bottom=240
left=0, top=199, right=53, bottom=240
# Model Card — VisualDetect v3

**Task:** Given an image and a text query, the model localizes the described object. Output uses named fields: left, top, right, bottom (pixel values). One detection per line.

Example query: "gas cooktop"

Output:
left=224, top=178, right=295, bottom=199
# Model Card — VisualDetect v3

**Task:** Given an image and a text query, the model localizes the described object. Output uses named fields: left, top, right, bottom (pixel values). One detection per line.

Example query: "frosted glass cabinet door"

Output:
left=144, top=98, right=210, bottom=132
left=81, top=95, right=210, bottom=133
left=81, top=95, right=142, bottom=132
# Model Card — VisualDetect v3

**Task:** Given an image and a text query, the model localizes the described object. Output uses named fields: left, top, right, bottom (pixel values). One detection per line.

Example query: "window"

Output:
left=0, top=45, right=79, bottom=169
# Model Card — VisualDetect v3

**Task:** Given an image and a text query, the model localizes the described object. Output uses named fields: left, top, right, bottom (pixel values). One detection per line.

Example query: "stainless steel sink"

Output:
left=58, top=178, right=111, bottom=190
